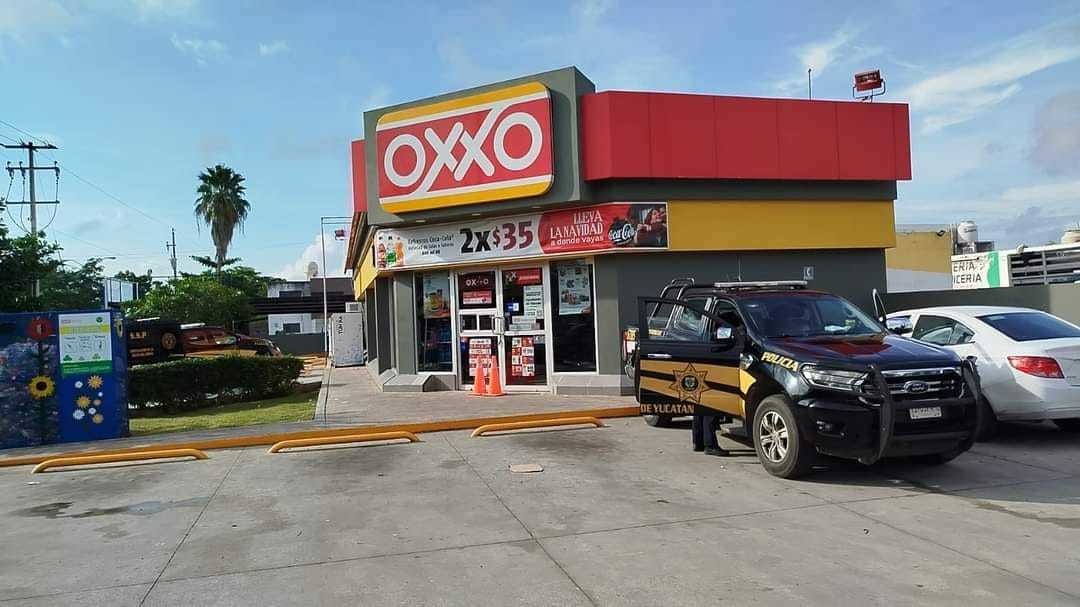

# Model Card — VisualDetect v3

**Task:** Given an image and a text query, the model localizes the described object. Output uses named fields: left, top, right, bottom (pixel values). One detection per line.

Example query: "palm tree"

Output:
left=194, top=164, right=250, bottom=276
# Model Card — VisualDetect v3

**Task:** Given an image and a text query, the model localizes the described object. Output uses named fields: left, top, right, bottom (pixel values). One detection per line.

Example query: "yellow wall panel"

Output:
left=668, top=200, right=896, bottom=251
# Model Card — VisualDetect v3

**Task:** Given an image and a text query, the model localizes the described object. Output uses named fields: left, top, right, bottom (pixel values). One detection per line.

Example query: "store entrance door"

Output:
left=456, top=266, right=549, bottom=391
left=500, top=266, right=548, bottom=390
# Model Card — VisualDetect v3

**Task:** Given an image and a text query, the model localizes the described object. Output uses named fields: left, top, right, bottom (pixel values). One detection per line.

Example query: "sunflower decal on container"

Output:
left=28, top=375, right=55, bottom=399
left=76, top=395, right=91, bottom=409
left=27, top=318, right=54, bottom=342
left=88, top=375, right=104, bottom=390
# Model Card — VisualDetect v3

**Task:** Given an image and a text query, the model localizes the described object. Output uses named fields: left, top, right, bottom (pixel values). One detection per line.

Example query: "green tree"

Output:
left=194, top=164, right=250, bottom=275
left=38, top=258, right=106, bottom=311
left=125, top=275, right=251, bottom=327
left=0, top=210, right=65, bottom=311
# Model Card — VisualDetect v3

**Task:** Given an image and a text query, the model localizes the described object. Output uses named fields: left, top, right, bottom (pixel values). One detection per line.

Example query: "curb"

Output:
left=0, top=406, right=641, bottom=468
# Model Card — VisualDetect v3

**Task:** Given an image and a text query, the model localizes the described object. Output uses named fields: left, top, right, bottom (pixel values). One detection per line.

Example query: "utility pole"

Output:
left=807, top=68, right=812, bottom=100
left=166, top=228, right=178, bottom=279
left=4, top=141, right=60, bottom=297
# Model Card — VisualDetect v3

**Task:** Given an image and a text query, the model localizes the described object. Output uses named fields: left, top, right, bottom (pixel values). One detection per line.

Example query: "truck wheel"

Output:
left=911, top=448, right=962, bottom=466
left=1053, top=418, right=1080, bottom=432
left=975, top=397, right=999, bottom=441
left=643, top=414, right=673, bottom=428
left=752, top=395, right=815, bottom=479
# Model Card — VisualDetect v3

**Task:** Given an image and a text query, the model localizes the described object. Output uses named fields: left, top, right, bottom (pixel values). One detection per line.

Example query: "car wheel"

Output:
left=911, top=448, right=962, bottom=466
left=643, top=414, right=673, bottom=428
left=752, top=395, right=815, bottom=479
left=1053, top=418, right=1080, bottom=432
left=974, top=396, right=999, bottom=441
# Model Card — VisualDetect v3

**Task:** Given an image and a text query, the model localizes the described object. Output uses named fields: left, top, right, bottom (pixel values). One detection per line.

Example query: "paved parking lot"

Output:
left=1, top=419, right=1077, bottom=606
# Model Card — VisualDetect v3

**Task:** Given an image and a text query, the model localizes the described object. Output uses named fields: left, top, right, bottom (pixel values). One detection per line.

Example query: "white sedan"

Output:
left=886, top=306, right=1080, bottom=438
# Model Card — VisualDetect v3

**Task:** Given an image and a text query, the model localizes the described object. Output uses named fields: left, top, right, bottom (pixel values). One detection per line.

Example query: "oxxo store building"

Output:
left=347, top=67, right=911, bottom=395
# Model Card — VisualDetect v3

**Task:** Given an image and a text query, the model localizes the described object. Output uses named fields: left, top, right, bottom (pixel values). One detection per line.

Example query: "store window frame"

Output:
left=549, top=258, right=600, bottom=376
left=414, top=271, right=456, bottom=374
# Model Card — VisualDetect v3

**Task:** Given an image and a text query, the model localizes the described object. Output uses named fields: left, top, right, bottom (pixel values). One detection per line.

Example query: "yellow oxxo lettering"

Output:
left=762, top=352, right=799, bottom=371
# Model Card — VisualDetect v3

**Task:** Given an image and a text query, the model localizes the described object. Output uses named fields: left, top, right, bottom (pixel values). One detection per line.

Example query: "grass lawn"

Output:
left=130, top=391, right=317, bottom=436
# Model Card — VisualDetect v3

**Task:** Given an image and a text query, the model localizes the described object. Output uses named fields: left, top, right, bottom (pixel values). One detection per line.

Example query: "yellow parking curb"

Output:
left=471, top=417, right=605, bottom=437
left=268, top=431, right=420, bottom=453
left=0, top=406, right=640, bottom=469
left=31, top=448, right=209, bottom=474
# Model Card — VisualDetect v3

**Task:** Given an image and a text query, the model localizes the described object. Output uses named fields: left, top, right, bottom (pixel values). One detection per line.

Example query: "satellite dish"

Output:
left=306, top=261, right=319, bottom=279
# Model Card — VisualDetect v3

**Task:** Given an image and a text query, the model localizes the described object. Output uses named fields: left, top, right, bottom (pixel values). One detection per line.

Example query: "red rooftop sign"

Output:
left=375, top=82, right=554, bottom=214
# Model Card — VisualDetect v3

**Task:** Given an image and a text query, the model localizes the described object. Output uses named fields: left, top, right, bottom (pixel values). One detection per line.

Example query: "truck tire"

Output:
left=1053, top=418, right=1080, bottom=432
left=752, top=395, right=815, bottom=479
left=911, top=448, right=962, bottom=466
left=974, top=397, right=999, bottom=441
left=643, top=414, right=673, bottom=428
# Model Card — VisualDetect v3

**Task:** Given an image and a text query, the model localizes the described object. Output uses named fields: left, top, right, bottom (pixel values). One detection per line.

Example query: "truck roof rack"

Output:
left=710, top=280, right=808, bottom=291
left=664, top=277, right=696, bottom=288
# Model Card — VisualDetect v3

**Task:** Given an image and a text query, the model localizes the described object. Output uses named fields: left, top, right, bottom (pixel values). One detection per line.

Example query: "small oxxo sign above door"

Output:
left=376, top=81, right=554, bottom=213
left=803, top=266, right=815, bottom=281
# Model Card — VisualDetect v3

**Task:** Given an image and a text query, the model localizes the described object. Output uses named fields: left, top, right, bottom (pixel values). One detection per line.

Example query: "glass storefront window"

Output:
left=550, top=260, right=597, bottom=372
left=415, top=272, right=452, bottom=372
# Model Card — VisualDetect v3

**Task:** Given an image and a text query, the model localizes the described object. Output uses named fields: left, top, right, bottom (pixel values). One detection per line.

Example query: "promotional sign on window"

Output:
left=373, top=202, right=667, bottom=270
left=557, top=262, right=593, bottom=316
left=511, top=336, right=535, bottom=378
left=422, top=274, right=451, bottom=319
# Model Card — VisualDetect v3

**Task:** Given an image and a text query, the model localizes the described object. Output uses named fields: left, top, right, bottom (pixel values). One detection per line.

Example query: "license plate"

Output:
left=909, top=406, right=942, bottom=420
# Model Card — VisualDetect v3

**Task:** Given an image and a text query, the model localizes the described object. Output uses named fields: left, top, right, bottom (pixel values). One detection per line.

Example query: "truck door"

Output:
left=635, top=297, right=744, bottom=418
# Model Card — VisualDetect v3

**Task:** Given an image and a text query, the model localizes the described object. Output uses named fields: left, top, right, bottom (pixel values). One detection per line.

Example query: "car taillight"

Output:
left=1007, top=356, right=1064, bottom=379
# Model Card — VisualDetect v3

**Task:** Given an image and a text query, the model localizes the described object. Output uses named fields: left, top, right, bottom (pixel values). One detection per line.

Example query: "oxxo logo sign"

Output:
left=376, top=81, right=554, bottom=213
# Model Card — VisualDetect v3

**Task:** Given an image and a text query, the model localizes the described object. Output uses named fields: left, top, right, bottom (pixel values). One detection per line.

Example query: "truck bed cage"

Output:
left=710, top=280, right=808, bottom=291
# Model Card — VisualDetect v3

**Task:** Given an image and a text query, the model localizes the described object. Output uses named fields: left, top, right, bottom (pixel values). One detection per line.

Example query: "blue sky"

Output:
left=2, top=0, right=1079, bottom=280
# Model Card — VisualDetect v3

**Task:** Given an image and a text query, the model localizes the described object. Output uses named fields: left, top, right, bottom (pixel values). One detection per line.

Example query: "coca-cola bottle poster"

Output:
left=538, top=202, right=667, bottom=254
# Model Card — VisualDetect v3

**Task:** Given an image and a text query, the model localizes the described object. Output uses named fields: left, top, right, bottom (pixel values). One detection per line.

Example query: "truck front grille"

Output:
left=865, top=367, right=965, bottom=402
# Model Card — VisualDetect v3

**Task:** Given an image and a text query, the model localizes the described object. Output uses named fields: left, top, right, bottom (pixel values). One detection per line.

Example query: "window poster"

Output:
left=422, top=274, right=451, bottom=318
left=557, top=263, right=592, bottom=316
left=510, top=336, right=535, bottom=377
left=523, top=285, right=544, bottom=318
left=468, top=337, right=493, bottom=377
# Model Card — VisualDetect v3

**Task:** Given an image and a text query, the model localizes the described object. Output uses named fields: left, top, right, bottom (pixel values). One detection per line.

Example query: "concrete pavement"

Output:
left=1, top=419, right=1078, bottom=605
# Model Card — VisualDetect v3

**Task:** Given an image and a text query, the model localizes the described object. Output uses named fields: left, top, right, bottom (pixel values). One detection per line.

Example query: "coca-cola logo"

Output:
left=609, top=222, right=636, bottom=246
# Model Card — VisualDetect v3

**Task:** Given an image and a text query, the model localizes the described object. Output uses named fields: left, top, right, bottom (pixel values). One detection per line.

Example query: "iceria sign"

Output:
left=376, top=81, right=554, bottom=214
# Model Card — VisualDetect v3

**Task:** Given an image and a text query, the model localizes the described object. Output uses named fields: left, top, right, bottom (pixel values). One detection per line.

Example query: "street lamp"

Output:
left=320, top=216, right=351, bottom=355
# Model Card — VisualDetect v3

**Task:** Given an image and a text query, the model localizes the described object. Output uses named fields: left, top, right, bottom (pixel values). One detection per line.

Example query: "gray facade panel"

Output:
left=373, top=277, right=394, bottom=373
left=393, top=272, right=417, bottom=375
left=594, top=249, right=887, bottom=374
left=364, top=67, right=596, bottom=227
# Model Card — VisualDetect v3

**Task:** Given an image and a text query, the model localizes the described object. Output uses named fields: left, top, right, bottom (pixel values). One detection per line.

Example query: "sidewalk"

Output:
left=0, top=364, right=637, bottom=465
left=316, top=365, right=637, bottom=426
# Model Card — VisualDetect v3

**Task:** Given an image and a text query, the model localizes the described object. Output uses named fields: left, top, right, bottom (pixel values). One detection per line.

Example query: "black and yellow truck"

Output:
left=623, top=280, right=982, bottom=478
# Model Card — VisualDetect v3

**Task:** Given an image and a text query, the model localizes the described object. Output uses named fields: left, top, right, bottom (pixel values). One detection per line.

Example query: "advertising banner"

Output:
left=373, top=202, right=668, bottom=271
left=951, top=252, right=1002, bottom=289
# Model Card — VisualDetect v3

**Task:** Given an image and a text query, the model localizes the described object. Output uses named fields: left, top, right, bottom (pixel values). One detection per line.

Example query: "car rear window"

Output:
left=977, top=312, right=1080, bottom=341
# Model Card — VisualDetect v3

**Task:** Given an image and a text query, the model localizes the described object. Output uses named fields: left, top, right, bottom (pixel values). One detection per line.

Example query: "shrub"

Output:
left=129, top=356, right=305, bottom=413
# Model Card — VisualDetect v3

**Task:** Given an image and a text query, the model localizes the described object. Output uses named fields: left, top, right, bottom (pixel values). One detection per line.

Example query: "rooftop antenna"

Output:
left=807, top=68, right=812, bottom=100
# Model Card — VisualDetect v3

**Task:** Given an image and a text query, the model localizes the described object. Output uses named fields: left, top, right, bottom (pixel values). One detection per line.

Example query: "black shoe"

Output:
left=693, top=445, right=704, bottom=452
left=704, top=447, right=729, bottom=457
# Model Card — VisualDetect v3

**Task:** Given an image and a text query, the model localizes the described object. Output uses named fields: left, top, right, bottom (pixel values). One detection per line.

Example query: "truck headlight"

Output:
left=800, top=365, right=869, bottom=392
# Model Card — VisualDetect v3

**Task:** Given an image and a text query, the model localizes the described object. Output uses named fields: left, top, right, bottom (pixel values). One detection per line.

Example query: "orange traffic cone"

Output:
left=471, top=360, right=487, bottom=396
left=485, top=355, right=505, bottom=397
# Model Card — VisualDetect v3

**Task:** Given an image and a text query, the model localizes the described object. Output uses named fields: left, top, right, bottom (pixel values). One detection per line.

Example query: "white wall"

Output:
left=268, top=313, right=323, bottom=335
left=887, top=268, right=952, bottom=293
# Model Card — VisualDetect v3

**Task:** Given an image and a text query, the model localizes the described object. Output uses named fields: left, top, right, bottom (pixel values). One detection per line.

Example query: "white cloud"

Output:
left=277, top=233, right=348, bottom=281
left=1001, top=180, right=1080, bottom=203
left=258, top=40, right=290, bottom=56
left=901, top=20, right=1080, bottom=133
left=170, top=33, right=227, bottom=66
left=0, top=0, right=72, bottom=53
left=773, top=27, right=882, bottom=95
left=129, top=0, right=200, bottom=20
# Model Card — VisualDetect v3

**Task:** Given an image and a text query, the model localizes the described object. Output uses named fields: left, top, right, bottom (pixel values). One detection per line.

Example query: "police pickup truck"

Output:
left=622, top=280, right=982, bottom=478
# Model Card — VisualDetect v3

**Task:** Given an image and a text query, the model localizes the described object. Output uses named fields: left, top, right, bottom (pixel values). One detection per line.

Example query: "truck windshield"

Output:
left=739, top=294, right=883, bottom=339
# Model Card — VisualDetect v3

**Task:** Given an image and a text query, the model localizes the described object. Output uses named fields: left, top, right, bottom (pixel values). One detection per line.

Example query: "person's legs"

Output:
left=691, top=414, right=705, bottom=451
left=703, top=413, right=729, bottom=456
